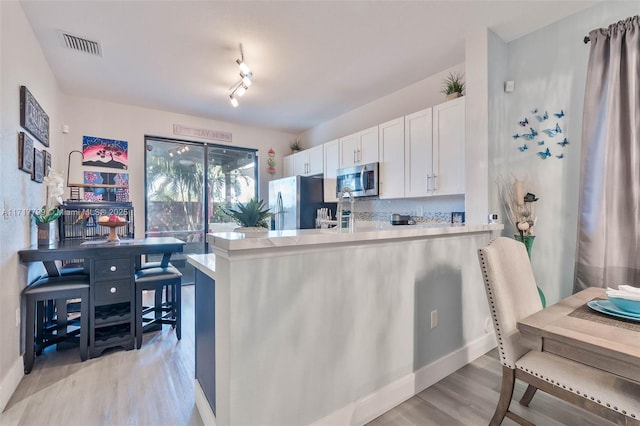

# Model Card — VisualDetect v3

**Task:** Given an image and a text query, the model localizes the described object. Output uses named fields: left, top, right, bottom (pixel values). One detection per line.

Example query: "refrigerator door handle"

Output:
left=275, top=191, right=285, bottom=230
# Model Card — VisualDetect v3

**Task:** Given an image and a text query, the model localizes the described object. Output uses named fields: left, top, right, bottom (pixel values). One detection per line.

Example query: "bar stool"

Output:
left=22, top=275, right=89, bottom=373
left=134, top=265, right=182, bottom=349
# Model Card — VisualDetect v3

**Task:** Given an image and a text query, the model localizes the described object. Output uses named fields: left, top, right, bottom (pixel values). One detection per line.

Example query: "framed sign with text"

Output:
left=18, top=132, right=34, bottom=174
left=20, top=86, right=50, bottom=147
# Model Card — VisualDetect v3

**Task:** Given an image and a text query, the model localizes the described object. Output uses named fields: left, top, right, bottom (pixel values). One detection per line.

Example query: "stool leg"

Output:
left=175, top=280, right=181, bottom=341
left=136, top=285, right=143, bottom=349
left=24, top=295, right=36, bottom=374
left=79, top=291, right=88, bottom=362
left=35, top=300, right=45, bottom=355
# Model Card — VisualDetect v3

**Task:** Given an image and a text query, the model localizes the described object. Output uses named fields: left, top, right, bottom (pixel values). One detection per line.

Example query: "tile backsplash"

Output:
left=347, top=195, right=465, bottom=225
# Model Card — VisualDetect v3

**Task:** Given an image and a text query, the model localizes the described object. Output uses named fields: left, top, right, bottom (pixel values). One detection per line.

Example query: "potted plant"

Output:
left=290, top=139, right=302, bottom=153
left=440, top=72, right=465, bottom=100
left=33, top=169, right=65, bottom=246
left=223, top=198, right=271, bottom=234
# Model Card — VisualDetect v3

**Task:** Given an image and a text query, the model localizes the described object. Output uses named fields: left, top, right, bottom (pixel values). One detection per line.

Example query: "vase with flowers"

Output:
left=497, top=175, right=546, bottom=307
left=290, top=139, right=302, bottom=154
left=33, top=169, right=65, bottom=246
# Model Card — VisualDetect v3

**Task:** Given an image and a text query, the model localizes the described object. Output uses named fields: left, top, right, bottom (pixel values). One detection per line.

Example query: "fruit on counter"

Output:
left=99, top=215, right=126, bottom=223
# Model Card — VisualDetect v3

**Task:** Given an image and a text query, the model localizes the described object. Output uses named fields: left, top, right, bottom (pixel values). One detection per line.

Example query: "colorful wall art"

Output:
left=512, top=108, right=569, bottom=160
left=83, top=171, right=130, bottom=202
left=82, top=136, right=128, bottom=170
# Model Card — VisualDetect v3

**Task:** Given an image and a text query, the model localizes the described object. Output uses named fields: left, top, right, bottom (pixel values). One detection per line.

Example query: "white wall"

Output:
left=0, top=1, right=64, bottom=410
left=300, top=64, right=465, bottom=148
left=61, top=96, right=297, bottom=237
left=492, top=2, right=639, bottom=303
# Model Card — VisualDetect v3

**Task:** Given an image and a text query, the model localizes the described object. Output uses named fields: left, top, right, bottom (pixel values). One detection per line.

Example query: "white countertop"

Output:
left=206, top=223, right=503, bottom=252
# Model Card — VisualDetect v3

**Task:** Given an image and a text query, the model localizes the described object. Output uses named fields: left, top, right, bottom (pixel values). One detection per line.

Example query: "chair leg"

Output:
left=24, top=295, right=36, bottom=374
left=490, top=366, right=516, bottom=426
left=519, top=384, right=537, bottom=407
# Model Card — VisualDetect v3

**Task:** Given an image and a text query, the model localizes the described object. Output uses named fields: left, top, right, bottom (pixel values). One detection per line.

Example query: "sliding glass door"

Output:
left=145, top=136, right=258, bottom=283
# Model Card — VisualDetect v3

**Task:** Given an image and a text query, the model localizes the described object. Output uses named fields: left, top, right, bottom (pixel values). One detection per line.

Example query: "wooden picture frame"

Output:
left=33, top=148, right=44, bottom=183
left=20, top=86, right=50, bottom=147
left=43, top=150, right=52, bottom=177
left=18, top=132, right=34, bottom=174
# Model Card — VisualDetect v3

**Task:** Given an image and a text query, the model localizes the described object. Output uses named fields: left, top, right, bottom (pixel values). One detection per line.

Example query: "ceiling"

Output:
left=20, top=1, right=599, bottom=134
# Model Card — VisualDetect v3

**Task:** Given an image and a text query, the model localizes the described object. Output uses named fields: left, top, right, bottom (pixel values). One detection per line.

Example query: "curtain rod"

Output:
left=584, top=36, right=590, bottom=44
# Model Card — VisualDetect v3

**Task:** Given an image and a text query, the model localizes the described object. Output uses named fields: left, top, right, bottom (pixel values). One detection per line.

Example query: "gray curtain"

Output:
left=574, top=16, right=640, bottom=292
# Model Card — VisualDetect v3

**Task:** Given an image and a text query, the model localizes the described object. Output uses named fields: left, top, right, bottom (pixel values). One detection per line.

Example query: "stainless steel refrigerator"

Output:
left=268, top=176, right=336, bottom=230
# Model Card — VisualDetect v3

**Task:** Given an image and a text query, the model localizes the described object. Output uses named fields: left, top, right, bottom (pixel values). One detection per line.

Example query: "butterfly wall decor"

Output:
left=535, top=111, right=549, bottom=122
left=538, top=147, right=551, bottom=159
left=519, top=118, right=529, bottom=127
left=556, top=153, right=564, bottom=159
left=557, top=138, right=569, bottom=147
left=537, top=140, right=545, bottom=146
left=518, top=144, right=528, bottom=152
left=542, top=123, right=562, bottom=137
left=553, top=110, right=565, bottom=118
left=513, top=134, right=520, bottom=140
left=521, top=128, right=538, bottom=140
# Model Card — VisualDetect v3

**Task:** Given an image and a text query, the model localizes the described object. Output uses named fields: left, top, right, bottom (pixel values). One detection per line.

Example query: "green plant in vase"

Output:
left=440, top=72, right=465, bottom=100
left=223, top=198, right=271, bottom=229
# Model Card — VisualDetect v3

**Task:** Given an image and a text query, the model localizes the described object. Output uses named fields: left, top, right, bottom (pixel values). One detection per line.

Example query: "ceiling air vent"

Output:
left=57, top=30, right=103, bottom=57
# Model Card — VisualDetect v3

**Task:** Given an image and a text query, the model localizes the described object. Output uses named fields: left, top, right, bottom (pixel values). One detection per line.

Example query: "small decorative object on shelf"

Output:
left=440, top=72, right=465, bottom=100
left=33, top=169, right=65, bottom=246
left=290, top=139, right=302, bottom=153
left=267, top=148, right=276, bottom=175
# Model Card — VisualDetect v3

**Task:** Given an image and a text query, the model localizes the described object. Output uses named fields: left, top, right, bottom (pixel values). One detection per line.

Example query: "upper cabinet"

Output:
left=404, top=108, right=433, bottom=197
left=339, top=126, right=379, bottom=168
left=378, top=117, right=406, bottom=199
left=287, top=145, right=324, bottom=177
left=432, top=97, right=465, bottom=196
left=283, top=154, right=294, bottom=177
left=405, top=97, right=465, bottom=198
left=323, top=139, right=340, bottom=202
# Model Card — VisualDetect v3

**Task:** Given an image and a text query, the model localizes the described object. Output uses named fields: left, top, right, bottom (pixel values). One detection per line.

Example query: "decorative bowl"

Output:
left=607, top=297, right=640, bottom=315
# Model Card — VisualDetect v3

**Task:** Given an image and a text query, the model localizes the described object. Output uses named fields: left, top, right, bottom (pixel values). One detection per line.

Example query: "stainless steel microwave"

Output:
left=335, top=162, right=379, bottom=198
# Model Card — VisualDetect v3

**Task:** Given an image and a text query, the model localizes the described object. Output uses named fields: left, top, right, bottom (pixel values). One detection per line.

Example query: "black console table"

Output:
left=18, top=237, right=185, bottom=357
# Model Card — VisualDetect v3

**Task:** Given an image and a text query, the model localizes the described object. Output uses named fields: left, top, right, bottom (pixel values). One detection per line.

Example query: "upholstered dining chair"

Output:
left=478, top=237, right=640, bottom=426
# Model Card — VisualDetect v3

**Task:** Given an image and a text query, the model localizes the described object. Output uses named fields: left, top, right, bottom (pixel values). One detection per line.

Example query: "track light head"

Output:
left=241, top=73, right=253, bottom=87
left=236, top=59, right=251, bottom=75
left=235, top=84, right=248, bottom=97
left=229, top=94, right=239, bottom=108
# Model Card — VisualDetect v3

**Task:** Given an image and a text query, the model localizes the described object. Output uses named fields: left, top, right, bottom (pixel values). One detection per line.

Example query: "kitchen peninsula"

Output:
left=188, top=223, right=502, bottom=426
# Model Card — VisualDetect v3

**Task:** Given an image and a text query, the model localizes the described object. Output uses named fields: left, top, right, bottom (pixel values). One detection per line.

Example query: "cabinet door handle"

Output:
left=357, top=149, right=361, bottom=163
left=110, top=266, right=117, bottom=272
left=353, top=150, right=356, bottom=164
left=427, top=175, right=433, bottom=192
left=110, top=287, right=117, bottom=294
left=433, top=174, right=438, bottom=191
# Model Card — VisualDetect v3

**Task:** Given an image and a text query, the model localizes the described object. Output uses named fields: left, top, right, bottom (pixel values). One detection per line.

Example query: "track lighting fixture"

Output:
left=229, top=43, right=254, bottom=108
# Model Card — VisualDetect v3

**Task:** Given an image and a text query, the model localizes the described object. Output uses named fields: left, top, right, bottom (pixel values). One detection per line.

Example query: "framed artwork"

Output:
left=32, top=148, right=44, bottom=183
left=19, top=86, right=50, bottom=147
left=83, top=171, right=130, bottom=202
left=18, top=132, right=34, bottom=174
left=82, top=136, right=128, bottom=170
left=43, top=150, right=52, bottom=177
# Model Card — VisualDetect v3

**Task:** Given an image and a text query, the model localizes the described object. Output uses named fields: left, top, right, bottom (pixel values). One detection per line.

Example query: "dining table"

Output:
left=18, top=237, right=185, bottom=358
left=517, top=286, right=640, bottom=384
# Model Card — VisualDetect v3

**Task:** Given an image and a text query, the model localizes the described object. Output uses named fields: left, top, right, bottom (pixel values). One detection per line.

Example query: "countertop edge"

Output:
left=206, top=223, right=504, bottom=252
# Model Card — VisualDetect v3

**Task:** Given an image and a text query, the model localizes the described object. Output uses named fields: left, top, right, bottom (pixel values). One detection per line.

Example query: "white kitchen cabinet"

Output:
left=291, top=145, right=324, bottom=176
left=283, top=154, right=294, bottom=177
left=404, top=97, right=465, bottom=198
left=323, top=139, right=339, bottom=202
left=404, top=108, right=433, bottom=197
left=432, top=97, right=465, bottom=195
left=339, top=126, right=379, bottom=168
left=378, top=117, right=405, bottom=199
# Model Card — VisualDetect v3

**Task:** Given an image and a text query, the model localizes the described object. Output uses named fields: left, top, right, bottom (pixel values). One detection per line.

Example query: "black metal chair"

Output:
left=134, top=265, right=182, bottom=349
left=22, top=275, right=90, bottom=373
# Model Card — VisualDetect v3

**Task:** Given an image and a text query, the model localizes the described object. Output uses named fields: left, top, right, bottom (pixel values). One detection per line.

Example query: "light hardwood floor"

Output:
left=1, top=285, right=616, bottom=426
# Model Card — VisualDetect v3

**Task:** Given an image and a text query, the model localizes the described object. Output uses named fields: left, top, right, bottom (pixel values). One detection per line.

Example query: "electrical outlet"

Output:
left=484, top=317, right=493, bottom=334
left=430, top=310, right=438, bottom=329
left=15, top=308, right=20, bottom=327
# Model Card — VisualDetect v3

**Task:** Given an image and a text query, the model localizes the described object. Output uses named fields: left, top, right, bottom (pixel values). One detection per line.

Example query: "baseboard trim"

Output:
left=194, top=379, right=217, bottom=426
left=0, top=356, right=24, bottom=412
left=311, top=332, right=497, bottom=426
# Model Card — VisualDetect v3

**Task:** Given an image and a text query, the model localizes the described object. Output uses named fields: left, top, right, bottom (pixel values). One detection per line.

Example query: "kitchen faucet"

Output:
left=336, top=187, right=355, bottom=232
